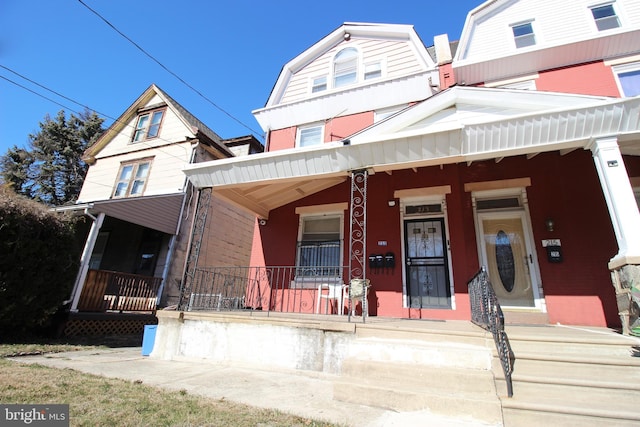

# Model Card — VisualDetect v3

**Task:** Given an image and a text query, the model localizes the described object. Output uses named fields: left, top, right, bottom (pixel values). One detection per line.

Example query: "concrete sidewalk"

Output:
left=10, top=347, right=499, bottom=427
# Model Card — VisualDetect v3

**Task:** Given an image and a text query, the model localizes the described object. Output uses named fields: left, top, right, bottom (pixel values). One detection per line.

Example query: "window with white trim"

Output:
left=333, top=48, right=358, bottom=88
left=133, top=108, right=165, bottom=142
left=112, top=159, right=152, bottom=198
left=296, top=214, right=343, bottom=281
left=364, top=61, right=382, bottom=80
left=297, top=123, right=324, bottom=148
left=613, top=62, right=640, bottom=97
left=312, top=76, right=327, bottom=93
left=511, top=22, right=536, bottom=48
left=590, top=3, right=620, bottom=31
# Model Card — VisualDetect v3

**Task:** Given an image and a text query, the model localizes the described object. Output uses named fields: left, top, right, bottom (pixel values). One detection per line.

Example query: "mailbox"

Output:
left=546, top=246, right=563, bottom=263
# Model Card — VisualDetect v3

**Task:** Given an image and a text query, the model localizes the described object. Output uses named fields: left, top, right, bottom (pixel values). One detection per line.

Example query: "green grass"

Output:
left=0, top=343, right=339, bottom=427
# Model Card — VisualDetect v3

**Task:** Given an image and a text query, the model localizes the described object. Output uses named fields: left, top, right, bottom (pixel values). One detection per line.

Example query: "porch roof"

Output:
left=183, top=87, right=640, bottom=219
left=57, top=194, right=185, bottom=235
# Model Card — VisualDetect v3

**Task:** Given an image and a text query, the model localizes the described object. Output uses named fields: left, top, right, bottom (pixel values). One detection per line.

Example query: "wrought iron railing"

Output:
left=77, top=269, right=162, bottom=312
left=468, top=267, right=515, bottom=397
left=177, top=266, right=368, bottom=316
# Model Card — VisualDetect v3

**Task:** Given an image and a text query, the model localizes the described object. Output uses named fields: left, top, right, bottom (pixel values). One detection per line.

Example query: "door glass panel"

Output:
left=482, top=217, right=534, bottom=307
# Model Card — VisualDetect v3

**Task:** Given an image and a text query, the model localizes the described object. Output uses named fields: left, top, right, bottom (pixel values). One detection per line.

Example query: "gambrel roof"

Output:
left=254, top=22, right=440, bottom=132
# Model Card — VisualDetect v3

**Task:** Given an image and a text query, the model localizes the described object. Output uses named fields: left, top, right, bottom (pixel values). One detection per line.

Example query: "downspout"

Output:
left=69, top=208, right=105, bottom=312
left=155, top=141, right=200, bottom=306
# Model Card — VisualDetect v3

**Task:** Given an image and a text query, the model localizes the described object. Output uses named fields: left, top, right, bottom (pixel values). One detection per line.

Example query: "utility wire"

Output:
left=77, top=0, right=264, bottom=140
left=0, top=68, right=189, bottom=163
left=1, top=64, right=118, bottom=123
left=0, top=75, right=79, bottom=116
left=0, top=72, right=188, bottom=190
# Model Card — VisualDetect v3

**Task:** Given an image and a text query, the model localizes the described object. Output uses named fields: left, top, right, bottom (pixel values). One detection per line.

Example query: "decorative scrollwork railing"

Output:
left=468, top=267, right=515, bottom=397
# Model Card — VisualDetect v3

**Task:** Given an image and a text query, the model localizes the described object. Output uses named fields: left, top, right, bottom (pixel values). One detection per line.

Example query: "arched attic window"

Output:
left=333, top=47, right=358, bottom=88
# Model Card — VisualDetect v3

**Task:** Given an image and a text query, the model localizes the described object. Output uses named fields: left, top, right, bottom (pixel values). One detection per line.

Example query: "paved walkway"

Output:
left=11, top=347, right=499, bottom=427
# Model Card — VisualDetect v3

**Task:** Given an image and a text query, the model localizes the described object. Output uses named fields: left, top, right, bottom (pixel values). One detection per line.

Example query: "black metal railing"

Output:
left=468, top=267, right=515, bottom=397
left=178, top=266, right=360, bottom=316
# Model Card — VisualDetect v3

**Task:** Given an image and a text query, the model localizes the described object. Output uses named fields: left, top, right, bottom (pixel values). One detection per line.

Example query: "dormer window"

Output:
left=333, top=48, right=358, bottom=88
left=133, top=108, right=165, bottom=142
left=511, top=22, right=536, bottom=48
left=590, top=3, right=620, bottom=31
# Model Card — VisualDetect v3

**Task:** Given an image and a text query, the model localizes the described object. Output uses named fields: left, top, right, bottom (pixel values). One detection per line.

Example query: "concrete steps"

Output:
left=332, top=328, right=503, bottom=425
left=496, top=325, right=640, bottom=426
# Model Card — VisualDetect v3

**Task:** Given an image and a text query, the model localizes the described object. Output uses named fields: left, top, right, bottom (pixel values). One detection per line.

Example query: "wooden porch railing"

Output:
left=77, top=269, right=162, bottom=312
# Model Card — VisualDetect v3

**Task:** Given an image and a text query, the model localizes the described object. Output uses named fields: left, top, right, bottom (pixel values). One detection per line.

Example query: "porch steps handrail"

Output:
left=467, top=266, right=516, bottom=397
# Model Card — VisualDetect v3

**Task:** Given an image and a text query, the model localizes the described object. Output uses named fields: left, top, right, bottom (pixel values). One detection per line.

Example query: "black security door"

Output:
left=404, top=218, right=451, bottom=308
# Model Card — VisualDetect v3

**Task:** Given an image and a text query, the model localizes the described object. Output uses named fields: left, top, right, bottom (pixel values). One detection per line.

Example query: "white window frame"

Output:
left=296, top=123, right=324, bottom=148
left=333, top=47, right=359, bottom=88
left=613, top=61, right=640, bottom=97
left=364, top=61, right=382, bottom=81
left=510, top=20, right=536, bottom=49
left=311, top=75, right=327, bottom=94
left=112, top=159, right=152, bottom=198
left=589, top=2, right=621, bottom=32
left=293, top=210, right=345, bottom=289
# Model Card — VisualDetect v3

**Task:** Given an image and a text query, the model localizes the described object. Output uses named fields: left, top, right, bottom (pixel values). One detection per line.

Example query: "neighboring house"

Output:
left=181, top=1, right=640, bottom=332
left=60, top=84, right=261, bottom=327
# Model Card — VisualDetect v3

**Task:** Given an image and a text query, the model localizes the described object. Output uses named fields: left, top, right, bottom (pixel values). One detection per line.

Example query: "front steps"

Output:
left=333, top=322, right=504, bottom=425
left=496, top=324, right=640, bottom=426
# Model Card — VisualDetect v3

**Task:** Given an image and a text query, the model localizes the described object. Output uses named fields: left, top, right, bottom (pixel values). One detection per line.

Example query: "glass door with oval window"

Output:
left=477, top=212, right=539, bottom=307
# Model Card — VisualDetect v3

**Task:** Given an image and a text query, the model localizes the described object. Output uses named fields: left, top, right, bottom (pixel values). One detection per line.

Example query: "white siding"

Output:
left=281, top=38, right=428, bottom=104
left=462, top=0, right=640, bottom=61
left=77, top=141, right=193, bottom=203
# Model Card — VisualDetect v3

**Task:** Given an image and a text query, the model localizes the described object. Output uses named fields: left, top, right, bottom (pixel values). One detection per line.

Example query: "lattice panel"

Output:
left=63, top=318, right=156, bottom=337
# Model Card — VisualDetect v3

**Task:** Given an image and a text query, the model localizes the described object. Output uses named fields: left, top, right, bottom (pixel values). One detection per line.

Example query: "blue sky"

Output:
left=0, top=0, right=481, bottom=156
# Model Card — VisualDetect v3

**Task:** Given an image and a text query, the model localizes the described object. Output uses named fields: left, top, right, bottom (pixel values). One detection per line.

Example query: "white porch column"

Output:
left=589, top=137, right=640, bottom=268
left=69, top=211, right=105, bottom=312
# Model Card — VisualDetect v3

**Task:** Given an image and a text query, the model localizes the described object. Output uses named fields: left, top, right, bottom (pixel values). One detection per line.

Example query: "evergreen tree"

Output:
left=0, top=109, right=104, bottom=205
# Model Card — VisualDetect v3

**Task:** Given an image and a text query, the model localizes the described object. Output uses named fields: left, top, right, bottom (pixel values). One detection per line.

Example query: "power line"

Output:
left=0, top=72, right=186, bottom=191
left=1, top=64, right=118, bottom=122
left=0, top=74, right=80, bottom=117
left=77, top=0, right=264, bottom=140
left=0, top=69, right=189, bottom=163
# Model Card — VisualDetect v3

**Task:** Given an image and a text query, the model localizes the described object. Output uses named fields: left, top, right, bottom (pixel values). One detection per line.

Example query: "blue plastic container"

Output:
left=141, top=325, right=157, bottom=356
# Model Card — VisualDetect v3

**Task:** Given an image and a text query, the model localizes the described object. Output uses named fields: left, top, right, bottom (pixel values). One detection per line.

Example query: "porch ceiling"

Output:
left=183, top=88, right=640, bottom=219
left=93, top=193, right=184, bottom=235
